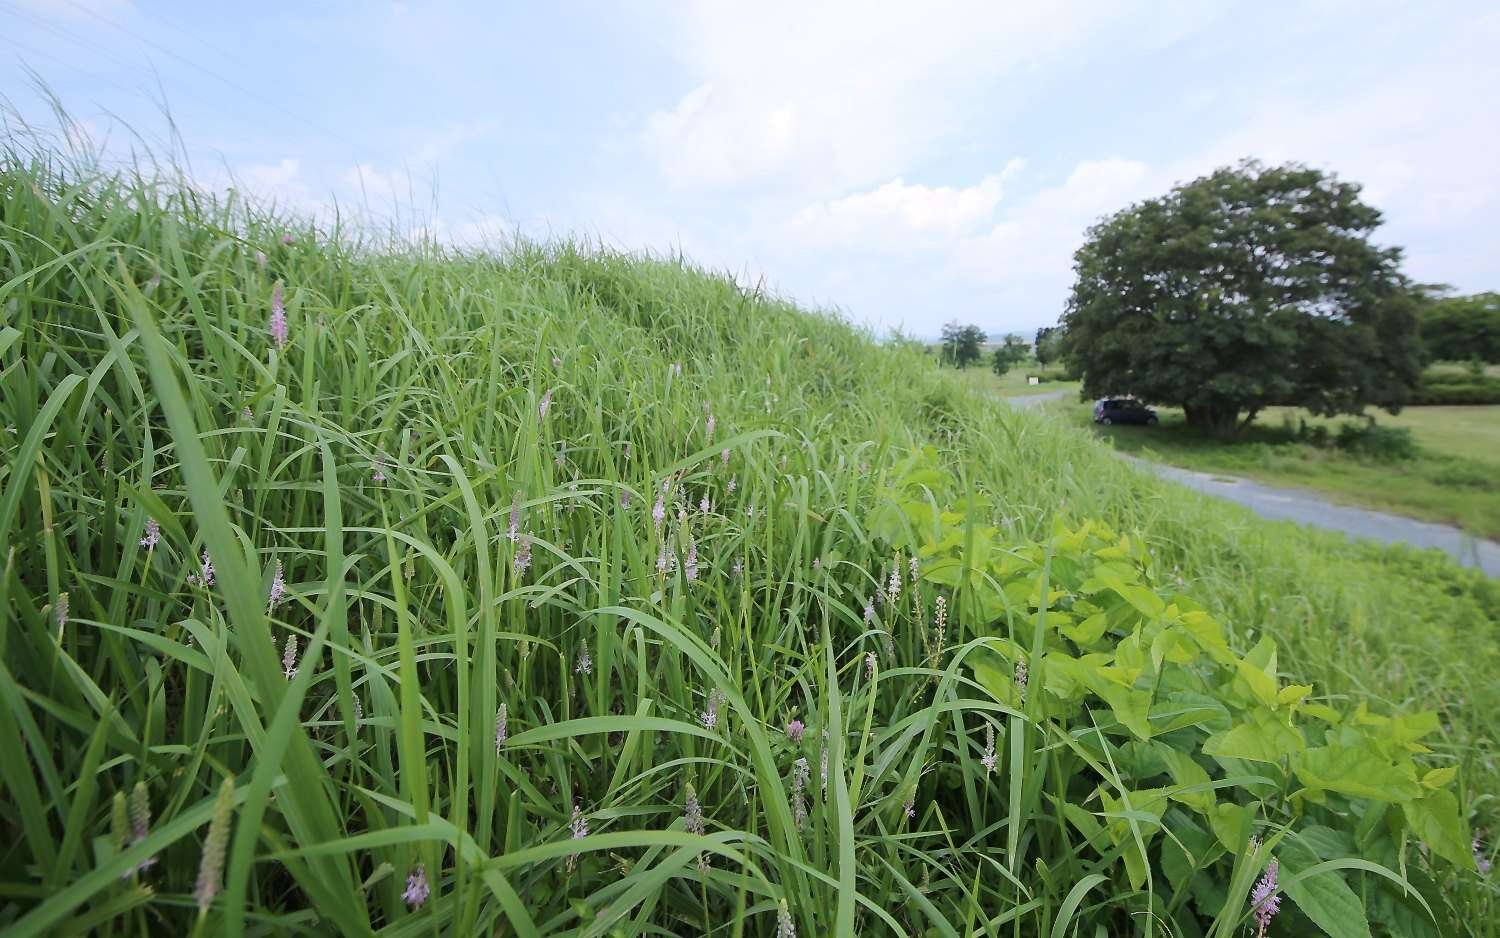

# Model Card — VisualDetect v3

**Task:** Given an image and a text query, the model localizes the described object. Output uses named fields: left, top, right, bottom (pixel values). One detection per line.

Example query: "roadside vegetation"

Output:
left=1062, top=399, right=1500, bottom=540
left=3, top=145, right=1498, bottom=938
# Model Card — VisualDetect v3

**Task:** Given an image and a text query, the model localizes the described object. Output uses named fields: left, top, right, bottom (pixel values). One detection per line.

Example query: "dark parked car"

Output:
left=1093, top=398, right=1158, bottom=426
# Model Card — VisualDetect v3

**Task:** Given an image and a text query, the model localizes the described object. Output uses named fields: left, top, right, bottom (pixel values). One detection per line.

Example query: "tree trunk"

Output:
left=1183, top=403, right=1242, bottom=439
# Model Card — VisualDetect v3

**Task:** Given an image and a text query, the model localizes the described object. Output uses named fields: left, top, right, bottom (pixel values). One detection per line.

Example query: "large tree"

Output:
left=1061, top=161, right=1422, bottom=437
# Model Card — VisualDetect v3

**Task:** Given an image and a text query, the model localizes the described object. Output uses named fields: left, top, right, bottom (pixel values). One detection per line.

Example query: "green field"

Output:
left=947, top=361, right=1080, bottom=397
left=4, top=154, right=1498, bottom=935
left=1063, top=400, right=1500, bottom=539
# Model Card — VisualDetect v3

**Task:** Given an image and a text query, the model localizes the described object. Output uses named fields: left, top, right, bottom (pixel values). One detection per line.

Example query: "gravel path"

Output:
left=1002, top=394, right=1500, bottom=577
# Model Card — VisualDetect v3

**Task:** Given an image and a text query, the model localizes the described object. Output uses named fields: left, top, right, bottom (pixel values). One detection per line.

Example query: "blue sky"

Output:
left=5, top=0, right=1497, bottom=338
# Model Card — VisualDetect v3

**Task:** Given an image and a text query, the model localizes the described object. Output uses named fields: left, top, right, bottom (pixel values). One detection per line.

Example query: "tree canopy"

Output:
left=1061, top=161, right=1422, bottom=437
left=1419, top=291, right=1500, bottom=363
left=991, top=333, right=1029, bottom=376
left=1034, top=326, right=1062, bottom=367
left=939, top=321, right=986, bottom=368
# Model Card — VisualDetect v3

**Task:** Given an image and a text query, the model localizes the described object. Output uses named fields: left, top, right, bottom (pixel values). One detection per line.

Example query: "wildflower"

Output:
left=980, top=723, right=997, bottom=773
left=282, top=634, right=299, bottom=680
left=567, top=803, right=589, bottom=872
left=706, top=414, right=716, bottom=436
left=555, top=443, right=566, bottom=467
left=576, top=640, right=593, bottom=676
left=792, top=757, right=811, bottom=831
left=812, top=557, right=821, bottom=570
left=281, top=233, right=294, bottom=245
left=140, top=517, right=161, bottom=549
left=620, top=489, right=631, bottom=509
left=495, top=704, right=508, bottom=751
left=776, top=898, right=796, bottom=938
left=700, top=687, right=725, bottom=730
left=268, top=559, right=286, bottom=612
left=539, top=388, right=554, bottom=419
left=372, top=458, right=388, bottom=483
left=194, top=777, right=236, bottom=912
left=699, top=494, right=711, bottom=514
left=731, top=558, right=743, bottom=577
left=1014, top=658, right=1028, bottom=704
left=656, top=540, right=673, bottom=575
left=513, top=535, right=532, bottom=575
left=684, top=783, right=708, bottom=871
left=727, top=474, right=737, bottom=494
left=269, top=282, right=288, bottom=349
left=902, top=790, right=916, bottom=819
left=187, top=549, right=215, bottom=588
left=866, top=652, right=877, bottom=679
left=864, top=601, right=875, bottom=625
left=352, top=694, right=363, bottom=724
left=786, top=719, right=805, bottom=744
left=508, top=491, right=523, bottom=541
left=1476, top=836, right=1492, bottom=875
left=710, top=626, right=721, bottom=650
left=55, top=592, right=68, bottom=633
left=652, top=491, right=666, bottom=531
left=403, top=863, right=430, bottom=908
left=887, top=558, right=901, bottom=605
left=552, top=354, right=562, bottom=367
left=685, top=537, right=699, bottom=582
left=934, top=595, right=947, bottom=635
left=254, top=249, right=267, bottom=271
left=1250, top=858, right=1281, bottom=937
left=721, top=448, right=730, bottom=467
left=910, top=555, right=919, bottom=581
left=671, top=362, right=682, bottom=377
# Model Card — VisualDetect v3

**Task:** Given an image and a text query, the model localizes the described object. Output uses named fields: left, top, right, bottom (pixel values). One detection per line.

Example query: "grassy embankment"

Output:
left=1057, top=400, right=1500, bottom=540
left=3, top=150, right=1498, bottom=935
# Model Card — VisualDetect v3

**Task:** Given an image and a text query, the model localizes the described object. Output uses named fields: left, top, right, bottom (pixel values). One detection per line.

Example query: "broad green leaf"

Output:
left=1204, top=712, right=1303, bottom=765
left=1294, top=746, right=1423, bottom=802
left=1208, top=801, right=1253, bottom=852
left=1420, top=766, right=1457, bottom=789
left=1279, top=840, right=1373, bottom=938
left=1402, top=788, right=1473, bottom=870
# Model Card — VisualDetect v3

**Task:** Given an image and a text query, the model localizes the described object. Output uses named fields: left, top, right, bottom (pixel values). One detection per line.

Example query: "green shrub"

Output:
left=1334, top=422, right=1419, bottom=461
left=1411, top=371, right=1500, bottom=405
left=869, top=450, right=1476, bottom=935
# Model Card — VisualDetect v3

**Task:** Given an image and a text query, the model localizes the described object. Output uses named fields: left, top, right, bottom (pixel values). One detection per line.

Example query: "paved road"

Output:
left=1002, top=394, right=1500, bottom=577
left=1006, top=389, right=1071, bottom=408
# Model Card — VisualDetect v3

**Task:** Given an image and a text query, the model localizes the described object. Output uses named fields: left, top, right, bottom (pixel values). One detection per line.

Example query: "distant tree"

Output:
left=1034, top=326, right=1061, bottom=367
left=992, top=333, right=1029, bottom=376
left=1062, top=160, right=1422, bottom=438
left=960, top=325, right=987, bottom=367
left=940, top=320, right=985, bottom=368
left=1418, top=292, right=1500, bottom=363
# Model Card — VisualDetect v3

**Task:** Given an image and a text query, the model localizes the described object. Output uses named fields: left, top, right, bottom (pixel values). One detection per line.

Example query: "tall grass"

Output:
left=2, top=140, right=1496, bottom=935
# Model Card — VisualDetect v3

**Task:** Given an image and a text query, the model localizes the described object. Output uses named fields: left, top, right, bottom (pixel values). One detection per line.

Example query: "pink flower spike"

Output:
left=403, top=863, right=429, bottom=908
left=786, top=719, right=805, bottom=743
left=269, top=282, right=288, bottom=350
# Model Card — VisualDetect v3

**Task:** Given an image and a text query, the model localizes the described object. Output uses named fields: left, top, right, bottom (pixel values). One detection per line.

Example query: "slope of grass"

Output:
left=1060, top=401, right=1500, bottom=539
left=3, top=149, right=1498, bottom=935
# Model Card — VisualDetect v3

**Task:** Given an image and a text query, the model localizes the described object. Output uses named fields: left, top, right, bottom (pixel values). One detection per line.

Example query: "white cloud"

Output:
left=784, top=162, right=1023, bottom=253
left=639, top=0, right=1213, bottom=192
left=951, top=158, right=1152, bottom=287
